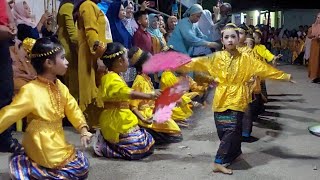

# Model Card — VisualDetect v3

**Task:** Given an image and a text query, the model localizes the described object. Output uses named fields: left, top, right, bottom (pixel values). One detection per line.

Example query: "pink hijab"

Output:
left=311, top=12, right=320, bottom=37
left=12, top=0, right=36, bottom=28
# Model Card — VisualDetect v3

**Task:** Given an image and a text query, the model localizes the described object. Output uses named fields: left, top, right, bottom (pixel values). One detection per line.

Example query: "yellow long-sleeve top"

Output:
left=98, top=72, right=138, bottom=143
left=178, top=50, right=291, bottom=112
left=0, top=77, right=88, bottom=169
left=237, top=46, right=252, bottom=54
left=131, top=74, right=180, bottom=134
left=253, top=44, right=275, bottom=62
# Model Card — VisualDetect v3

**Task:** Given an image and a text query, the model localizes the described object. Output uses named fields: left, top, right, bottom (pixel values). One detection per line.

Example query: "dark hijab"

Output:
left=107, top=1, right=132, bottom=48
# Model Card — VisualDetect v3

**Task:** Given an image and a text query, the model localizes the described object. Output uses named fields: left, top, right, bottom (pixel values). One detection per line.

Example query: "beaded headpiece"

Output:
left=221, top=23, right=240, bottom=33
left=238, top=24, right=249, bottom=33
left=22, top=38, right=36, bottom=54
left=246, top=37, right=254, bottom=41
left=130, top=48, right=143, bottom=65
left=102, top=49, right=125, bottom=59
left=30, top=46, right=62, bottom=58
left=254, top=29, right=263, bottom=36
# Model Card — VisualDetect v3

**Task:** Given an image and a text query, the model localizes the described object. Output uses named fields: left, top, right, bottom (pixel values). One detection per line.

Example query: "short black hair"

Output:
left=134, top=10, right=148, bottom=23
left=30, top=37, right=63, bottom=74
left=101, top=42, right=126, bottom=69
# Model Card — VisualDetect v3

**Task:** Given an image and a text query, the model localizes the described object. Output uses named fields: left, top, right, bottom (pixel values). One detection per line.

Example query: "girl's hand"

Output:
left=276, top=54, right=283, bottom=59
left=149, top=90, right=161, bottom=99
left=80, top=131, right=93, bottom=148
left=141, top=118, right=153, bottom=125
left=93, top=41, right=106, bottom=58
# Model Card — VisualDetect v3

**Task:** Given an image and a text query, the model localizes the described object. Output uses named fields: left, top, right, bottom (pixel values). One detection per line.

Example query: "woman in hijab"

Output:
left=193, top=9, right=219, bottom=56
left=166, top=15, right=177, bottom=34
left=123, top=0, right=138, bottom=36
left=12, top=0, right=50, bottom=41
left=308, top=12, right=320, bottom=83
left=57, top=0, right=79, bottom=99
left=167, top=4, right=219, bottom=56
left=107, top=1, right=132, bottom=48
left=73, top=0, right=112, bottom=129
left=148, top=13, right=166, bottom=54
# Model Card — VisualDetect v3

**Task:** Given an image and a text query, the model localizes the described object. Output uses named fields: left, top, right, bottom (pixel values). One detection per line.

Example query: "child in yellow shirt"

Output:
left=129, top=47, right=183, bottom=144
left=93, top=42, right=159, bottom=160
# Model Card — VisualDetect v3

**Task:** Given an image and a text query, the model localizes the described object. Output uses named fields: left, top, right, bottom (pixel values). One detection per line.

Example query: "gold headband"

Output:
left=221, top=23, right=239, bottom=33
left=22, top=38, right=36, bottom=54
left=254, top=29, right=262, bottom=36
left=221, top=27, right=240, bottom=33
left=246, top=37, right=254, bottom=41
left=226, top=23, right=237, bottom=27
left=130, top=48, right=143, bottom=65
left=30, top=47, right=62, bottom=58
left=102, top=49, right=125, bottom=59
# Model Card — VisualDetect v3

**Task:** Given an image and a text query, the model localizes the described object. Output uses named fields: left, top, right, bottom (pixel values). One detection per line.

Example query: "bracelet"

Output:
left=81, top=131, right=92, bottom=137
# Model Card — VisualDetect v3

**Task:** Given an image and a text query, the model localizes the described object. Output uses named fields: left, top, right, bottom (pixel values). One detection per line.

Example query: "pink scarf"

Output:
left=12, top=0, right=36, bottom=28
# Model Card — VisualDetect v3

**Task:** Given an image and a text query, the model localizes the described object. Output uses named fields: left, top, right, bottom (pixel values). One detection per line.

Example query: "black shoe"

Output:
left=311, top=78, right=320, bottom=83
left=0, top=138, right=23, bottom=153
left=241, top=136, right=259, bottom=143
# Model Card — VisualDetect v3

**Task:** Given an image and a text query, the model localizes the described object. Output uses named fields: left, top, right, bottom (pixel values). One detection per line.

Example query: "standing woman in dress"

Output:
left=308, top=12, right=320, bottom=83
left=57, top=0, right=79, bottom=100
left=73, top=0, right=112, bottom=129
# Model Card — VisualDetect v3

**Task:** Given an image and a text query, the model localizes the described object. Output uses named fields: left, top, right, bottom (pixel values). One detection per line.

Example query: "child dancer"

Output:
left=179, top=24, right=293, bottom=174
left=241, top=34, right=260, bottom=142
left=93, top=42, right=158, bottom=160
left=253, top=29, right=282, bottom=103
left=160, top=70, right=197, bottom=127
left=0, top=37, right=91, bottom=179
left=237, top=23, right=251, bottom=53
left=129, top=47, right=183, bottom=144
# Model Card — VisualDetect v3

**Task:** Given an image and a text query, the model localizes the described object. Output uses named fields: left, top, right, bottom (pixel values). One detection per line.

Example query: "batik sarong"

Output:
left=10, top=150, right=89, bottom=180
left=102, top=128, right=154, bottom=160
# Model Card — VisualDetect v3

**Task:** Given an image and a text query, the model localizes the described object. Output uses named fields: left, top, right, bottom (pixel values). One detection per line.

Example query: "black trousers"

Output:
left=0, top=40, right=15, bottom=151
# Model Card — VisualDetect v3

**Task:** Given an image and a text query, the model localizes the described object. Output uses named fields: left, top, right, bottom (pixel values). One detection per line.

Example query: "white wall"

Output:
left=28, top=0, right=60, bottom=23
left=283, top=9, right=320, bottom=30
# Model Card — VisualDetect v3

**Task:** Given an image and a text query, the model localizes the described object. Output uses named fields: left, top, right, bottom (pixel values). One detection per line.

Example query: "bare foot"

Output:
left=213, top=163, right=233, bottom=175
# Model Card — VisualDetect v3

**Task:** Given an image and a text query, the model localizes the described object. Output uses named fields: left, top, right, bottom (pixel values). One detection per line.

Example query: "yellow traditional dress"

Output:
left=96, top=72, right=154, bottom=160
left=131, top=74, right=182, bottom=144
left=178, top=50, right=290, bottom=165
left=179, top=50, right=291, bottom=113
left=0, top=77, right=89, bottom=179
left=253, top=44, right=275, bottom=63
left=160, top=71, right=195, bottom=122
left=77, top=0, right=112, bottom=127
left=57, top=2, right=79, bottom=100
